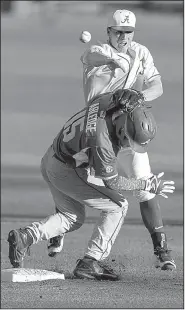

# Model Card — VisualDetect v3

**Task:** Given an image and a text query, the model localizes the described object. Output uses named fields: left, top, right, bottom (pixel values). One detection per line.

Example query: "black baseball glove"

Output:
left=113, top=89, right=146, bottom=113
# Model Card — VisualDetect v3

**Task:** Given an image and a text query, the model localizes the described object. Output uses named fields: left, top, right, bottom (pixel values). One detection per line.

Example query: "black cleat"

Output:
left=7, top=229, right=31, bottom=268
left=73, top=258, right=120, bottom=281
left=47, top=235, right=64, bottom=257
left=154, top=247, right=176, bottom=270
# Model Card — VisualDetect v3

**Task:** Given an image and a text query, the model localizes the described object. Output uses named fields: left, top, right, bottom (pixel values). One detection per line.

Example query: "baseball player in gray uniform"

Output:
left=48, top=9, right=177, bottom=270
left=8, top=90, right=175, bottom=280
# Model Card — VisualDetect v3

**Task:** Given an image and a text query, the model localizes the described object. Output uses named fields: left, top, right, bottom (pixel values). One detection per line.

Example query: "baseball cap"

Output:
left=107, top=10, right=136, bottom=32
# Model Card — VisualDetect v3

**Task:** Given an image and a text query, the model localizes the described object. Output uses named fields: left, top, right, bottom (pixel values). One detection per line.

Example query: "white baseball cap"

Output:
left=107, top=10, right=136, bottom=31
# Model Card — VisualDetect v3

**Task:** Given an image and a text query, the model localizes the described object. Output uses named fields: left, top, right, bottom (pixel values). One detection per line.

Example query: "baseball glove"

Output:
left=113, top=88, right=146, bottom=113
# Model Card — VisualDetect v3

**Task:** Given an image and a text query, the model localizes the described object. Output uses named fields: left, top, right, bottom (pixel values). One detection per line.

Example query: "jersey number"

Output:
left=63, top=110, right=86, bottom=142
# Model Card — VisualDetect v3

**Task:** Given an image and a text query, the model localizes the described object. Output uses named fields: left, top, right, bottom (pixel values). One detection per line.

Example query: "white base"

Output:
left=1, top=268, right=65, bottom=282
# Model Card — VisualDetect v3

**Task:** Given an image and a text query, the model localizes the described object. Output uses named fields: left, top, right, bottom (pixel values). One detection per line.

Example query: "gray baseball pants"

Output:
left=26, top=145, right=128, bottom=261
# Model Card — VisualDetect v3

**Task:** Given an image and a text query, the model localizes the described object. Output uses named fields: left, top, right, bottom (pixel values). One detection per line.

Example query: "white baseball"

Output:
left=79, top=31, right=91, bottom=43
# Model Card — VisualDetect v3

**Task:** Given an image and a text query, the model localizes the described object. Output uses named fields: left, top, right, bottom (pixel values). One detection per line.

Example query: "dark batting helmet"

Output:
left=115, top=106, right=157, bottom=152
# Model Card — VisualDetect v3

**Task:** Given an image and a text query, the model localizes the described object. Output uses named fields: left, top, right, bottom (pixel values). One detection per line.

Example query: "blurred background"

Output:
left=1, top=1, right=183, bottom=225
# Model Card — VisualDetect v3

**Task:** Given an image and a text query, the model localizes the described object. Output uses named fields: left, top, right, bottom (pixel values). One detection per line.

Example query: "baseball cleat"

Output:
left=7, top=229, right=32, bottom=268
left=154, top=247, right=176, bottom=270
left=73, top=257, right=120, bottom=281
left=47, top=235, right=64, bottom=257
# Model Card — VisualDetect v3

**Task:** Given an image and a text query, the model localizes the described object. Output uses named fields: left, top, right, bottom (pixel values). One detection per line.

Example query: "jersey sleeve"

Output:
left=90, top=146, right=118, bottom=179
left=142, top=47, right=161, bottom=84
left=81, top=45, right=112, bottom=67
left=81, top=44, right=130, bottom=71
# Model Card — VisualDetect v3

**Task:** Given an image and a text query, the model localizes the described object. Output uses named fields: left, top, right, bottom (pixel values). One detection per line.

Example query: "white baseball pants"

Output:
left=117, top=148, right=155, bottom=202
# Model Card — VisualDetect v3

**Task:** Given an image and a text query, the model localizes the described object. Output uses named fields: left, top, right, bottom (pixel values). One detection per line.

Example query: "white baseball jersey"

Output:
left=81, top=41, right=160, bottom=104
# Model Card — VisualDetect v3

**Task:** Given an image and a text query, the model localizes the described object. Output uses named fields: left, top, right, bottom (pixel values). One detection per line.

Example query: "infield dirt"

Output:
left=1, top=222, right=183, bottom=308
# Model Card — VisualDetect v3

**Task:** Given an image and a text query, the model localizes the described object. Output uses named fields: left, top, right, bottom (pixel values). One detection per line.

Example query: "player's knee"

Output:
left=65, top=211, right=86, bottom=232
left=69, top=221, right=84, bottom=232
left=105, top=198, right=128, bottom=216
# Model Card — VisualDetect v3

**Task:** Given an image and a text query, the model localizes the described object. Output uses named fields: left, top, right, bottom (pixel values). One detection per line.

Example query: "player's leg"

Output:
left=40, top=153, right=64, bottom=257
left=7, top=146, right=86, bottom=267
left=40, top=146, right=129, bottom=263
left=49, top=166, right=128, bottom=259
left=7, top=145, right=126, bottom=280
left=58, top=167, right=128, bottom=280
left=40, top=147, right=127, bottom=265
left=39, top=152, right=128, bottom=280
left=118, top=148, right=176, bottom=270
left=7, top=194, right=85, bottom=268
left=42, top=157, right=128, bottom=280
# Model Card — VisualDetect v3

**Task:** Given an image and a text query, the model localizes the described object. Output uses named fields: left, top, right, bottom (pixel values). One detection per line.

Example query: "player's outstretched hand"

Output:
left=144, top=172, right=175, bottom=198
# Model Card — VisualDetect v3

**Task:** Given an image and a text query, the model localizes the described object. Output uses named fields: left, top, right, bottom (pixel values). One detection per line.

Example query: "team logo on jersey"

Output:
left=85, top=102, right=99, bottom=135
left=105, top=166, right=114, bottom=173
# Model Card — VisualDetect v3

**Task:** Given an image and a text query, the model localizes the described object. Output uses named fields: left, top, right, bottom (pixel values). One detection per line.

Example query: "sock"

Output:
left=24, top=228, right=34, bottom=246
left=140, top=197, right=164, bottom=234
left=140, top=197, right=168, bottom=251
left=151, top=232, right=168, bottom=252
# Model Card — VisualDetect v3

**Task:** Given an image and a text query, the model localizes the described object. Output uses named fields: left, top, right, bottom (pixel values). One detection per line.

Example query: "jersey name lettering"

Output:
left=86, top=102, right=99, bottom=134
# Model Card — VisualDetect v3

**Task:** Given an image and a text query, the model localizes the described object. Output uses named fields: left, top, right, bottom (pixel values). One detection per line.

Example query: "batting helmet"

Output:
left=115, top=106, right=157, bottom=152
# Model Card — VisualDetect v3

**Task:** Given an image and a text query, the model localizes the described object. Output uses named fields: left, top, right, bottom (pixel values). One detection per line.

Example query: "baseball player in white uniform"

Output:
left=8, top=89, right=175, bottom=280
left=48, top=10, right=176, bottom=269
left=80, top=9, right=177, bottom=269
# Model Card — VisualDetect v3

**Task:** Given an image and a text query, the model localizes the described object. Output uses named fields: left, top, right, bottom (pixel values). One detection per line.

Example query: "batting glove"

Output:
left=144, top=172, right=175, bottom=198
